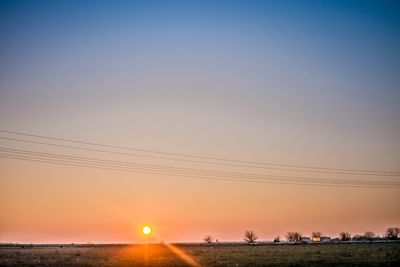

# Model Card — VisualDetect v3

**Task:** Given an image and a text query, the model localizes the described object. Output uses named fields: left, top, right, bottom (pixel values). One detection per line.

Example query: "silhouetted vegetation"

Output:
left=244, top=230, right=258, bottom=244
left=339, top=232, right=351, bottom=241
left=386, top=227, right=400, bottom=240
left=311, top=232, right=322, bottom=241
left=352, top=234, right=364, bottom=241
left=203, top=235, right=213, bottom=244
left=286, top=232, right=303, bottom=243
left=364, top=231, right=375, bottom=242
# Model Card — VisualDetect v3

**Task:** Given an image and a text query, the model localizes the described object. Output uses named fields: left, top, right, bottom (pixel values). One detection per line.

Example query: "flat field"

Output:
left=0, top=242, right=399, bottom=266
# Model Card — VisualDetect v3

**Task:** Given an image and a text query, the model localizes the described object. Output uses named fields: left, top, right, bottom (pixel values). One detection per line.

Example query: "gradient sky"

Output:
left=1, top=0, right=399, bottom=243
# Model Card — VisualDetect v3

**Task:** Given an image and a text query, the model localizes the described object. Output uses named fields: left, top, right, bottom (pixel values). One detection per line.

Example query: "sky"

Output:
left=0, top=0, right=399, bottom=243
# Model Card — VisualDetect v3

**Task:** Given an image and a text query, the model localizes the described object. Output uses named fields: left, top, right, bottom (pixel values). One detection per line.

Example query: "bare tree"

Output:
left=339, top=232, right=351, bottom=241
left=286, top=232, right=295, bottom=242
left=386, top=227, right=400, bottom=240
left=294, top=232, right=303, bottom=242
left=311, top=232, right=322, bottom=242
left=203, top=235, right=214, bottom=244
left=273, top=236, right=280, bottom=243
left=364, top=231, right=375, bottom=242
left=244, top=230, right=258, bottom=244
left=286, top=232, right=302, bottom=243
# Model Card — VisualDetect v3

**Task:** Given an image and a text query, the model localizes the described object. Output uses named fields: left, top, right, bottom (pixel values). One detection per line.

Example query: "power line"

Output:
left=0, top=149, right=399, bottom=188
left=0, top=129, right=399, bottom=175
left=0, top=136, right=399, bottom=177
left=1, top=154, right=398, bottom=189
left=0, top=147, right=398, bottom=186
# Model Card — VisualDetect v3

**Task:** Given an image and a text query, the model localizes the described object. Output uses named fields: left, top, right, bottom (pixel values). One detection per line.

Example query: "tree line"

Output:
left=203, top=227, right=400, bottom=244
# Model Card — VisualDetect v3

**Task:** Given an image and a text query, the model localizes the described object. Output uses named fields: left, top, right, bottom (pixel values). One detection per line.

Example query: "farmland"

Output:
left=0, top=242, right=399, bottom=266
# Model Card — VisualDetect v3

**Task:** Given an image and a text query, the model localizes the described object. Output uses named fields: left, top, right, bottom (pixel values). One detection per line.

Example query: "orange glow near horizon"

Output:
left=0, top=162, right=399, bottom=244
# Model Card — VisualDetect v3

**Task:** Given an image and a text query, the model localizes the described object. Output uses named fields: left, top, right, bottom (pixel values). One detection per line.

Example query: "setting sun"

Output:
left=142, top=226, right=152, bottom=236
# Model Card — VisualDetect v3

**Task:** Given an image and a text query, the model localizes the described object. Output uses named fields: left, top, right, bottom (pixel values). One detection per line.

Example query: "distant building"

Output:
left=301, top=237, right=311, bottom=243
left=311, top=236, right=320, bottom=242
left=311, top=236, right=332, bottom=242
left=320, top=236, right=331, bottom=242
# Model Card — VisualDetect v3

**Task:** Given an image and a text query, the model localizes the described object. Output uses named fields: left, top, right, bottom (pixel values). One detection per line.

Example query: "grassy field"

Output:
left=0, top=242, right=399, bottom=266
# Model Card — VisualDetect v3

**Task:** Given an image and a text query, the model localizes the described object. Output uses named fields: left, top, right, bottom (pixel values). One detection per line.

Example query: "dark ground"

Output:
left=0, top=242, right=399, bottom=266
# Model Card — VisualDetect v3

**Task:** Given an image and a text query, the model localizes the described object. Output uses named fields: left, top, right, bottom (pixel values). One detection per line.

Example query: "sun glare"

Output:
left=142, top=226, right=152, bottom=235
